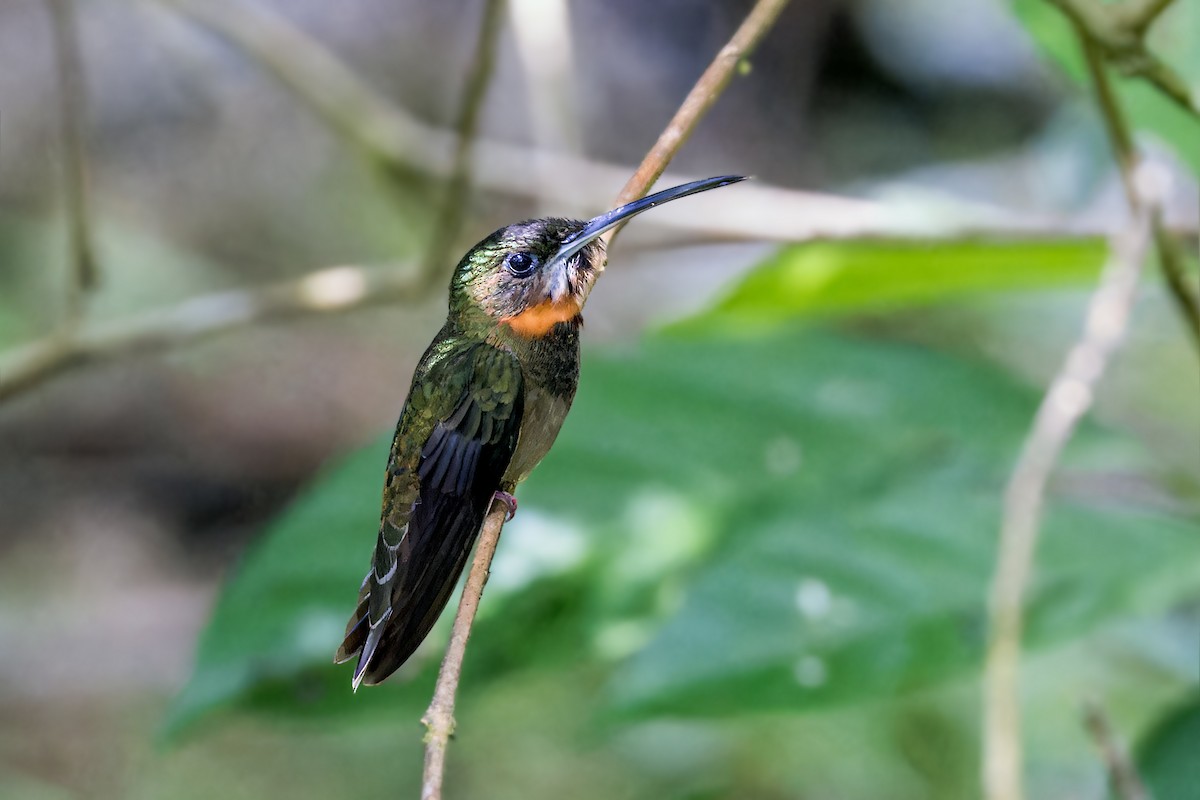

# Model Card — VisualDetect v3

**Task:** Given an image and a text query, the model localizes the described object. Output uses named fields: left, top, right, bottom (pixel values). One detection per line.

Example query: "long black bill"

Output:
left=550, top=175, right=746, bottom=267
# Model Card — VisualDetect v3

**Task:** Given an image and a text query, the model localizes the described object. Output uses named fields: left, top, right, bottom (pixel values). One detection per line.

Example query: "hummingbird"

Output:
left=336, top=175, right=745, bottom=688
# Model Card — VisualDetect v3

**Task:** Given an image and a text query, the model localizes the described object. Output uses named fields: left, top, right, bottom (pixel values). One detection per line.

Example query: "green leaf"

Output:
left=164, top=435, right=394, bottom=735
left=602, top=330, right=1199, bottom=716
left=1135, top=694, right=1200, bottom=800
left=699, top=239, right=1107, bottom=324
left=169, top=318, right=1199, bottom=733
left=1012, top=0, right=1200, bottom=174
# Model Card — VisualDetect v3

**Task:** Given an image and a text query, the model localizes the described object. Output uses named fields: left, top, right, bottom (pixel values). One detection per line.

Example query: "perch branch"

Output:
left=419, top=503, right=507, bottom=800
left=417, top=1, right=792, bottom=797
left=982, top=173, right=1159, bottom=800
left=1082, top=700, right=1149, bottom=800
left=45, top=0, right=98, bottom=311
left=421, top=0, right=506, bottom=283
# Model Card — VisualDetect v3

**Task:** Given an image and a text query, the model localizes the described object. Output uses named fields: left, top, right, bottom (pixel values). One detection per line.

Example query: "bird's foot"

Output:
left=492, top=490, right=518, bottom=521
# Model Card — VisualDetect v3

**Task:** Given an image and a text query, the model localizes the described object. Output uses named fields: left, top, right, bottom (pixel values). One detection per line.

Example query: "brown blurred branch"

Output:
left=1047, top=0, right=1198, bottom=116
left=982, top=179, right=1158, bottom=800
left=2, top=0, right=1180, bottom=406
left=1066, top=8, right=1200, bottom=350
left=417, top=2, right=791, bottom=797
left=1082, top=700, right=1149, bottom=800
left=978, top=11, right=1188, bottom=771
left=421, top=0, right=506, bottom=284
left=0, top=263, right=419, bottom=402
left=159, top=0, right=1069, bottom=244
left=45, top=0, right=98, bottom=311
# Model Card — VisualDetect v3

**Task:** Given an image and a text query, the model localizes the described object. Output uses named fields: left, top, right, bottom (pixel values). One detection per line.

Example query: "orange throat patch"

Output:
left=501, top=297, right=581, bottom=337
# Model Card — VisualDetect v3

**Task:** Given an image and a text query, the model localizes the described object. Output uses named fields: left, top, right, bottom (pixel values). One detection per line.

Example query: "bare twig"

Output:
left=599, top=0, right=793, bottom=259
left=1119, top=0, right=1177, bottom=32
left=158, top=0, right=1075, bottom=244
left=45, top=0, right=98, bottom=312
left=978, top=15, right=1188, bottom=773
left=0, top=263, right=419, bottom=401
left=1047, top=0, right=1199, bottom=116
left=416, top=2, right=792, bottom=797
left=611, top=0, right=791, bottom=210
left=594, top=0, right=793, bottom=275
left=3, top=0, right=1176, bottom=405
left=421, top=0, right=506, bottom=283
left=1070, top=15, right=1200, bottom=351
left=1082, top=700, right=1150, bottom=800
left=419, top=502, right=507, bottom=800
left=982, top=179, right=1158, bottom=800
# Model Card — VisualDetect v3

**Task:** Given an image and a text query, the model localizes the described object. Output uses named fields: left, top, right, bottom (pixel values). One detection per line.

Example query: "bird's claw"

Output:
left=492, top=490, right=517, bottom=521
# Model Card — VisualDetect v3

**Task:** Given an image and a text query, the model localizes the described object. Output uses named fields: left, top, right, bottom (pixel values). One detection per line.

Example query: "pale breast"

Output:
left=503, top=384, right=572, bottom=485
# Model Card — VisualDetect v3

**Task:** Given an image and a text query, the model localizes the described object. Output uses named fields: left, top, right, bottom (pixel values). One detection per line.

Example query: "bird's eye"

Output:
left=504, top=252, right=537, bottom=276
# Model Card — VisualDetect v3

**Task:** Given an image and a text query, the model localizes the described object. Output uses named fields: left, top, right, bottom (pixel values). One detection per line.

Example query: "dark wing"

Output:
left=335, top=342, right=524, bottom=688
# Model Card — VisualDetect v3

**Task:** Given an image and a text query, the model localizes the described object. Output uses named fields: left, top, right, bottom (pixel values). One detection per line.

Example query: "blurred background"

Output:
left=1, top=0, right=1197, bottom=798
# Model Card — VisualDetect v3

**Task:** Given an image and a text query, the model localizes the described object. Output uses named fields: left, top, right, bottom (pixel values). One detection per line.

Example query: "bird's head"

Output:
left=449, top=175, right=745, bottom=337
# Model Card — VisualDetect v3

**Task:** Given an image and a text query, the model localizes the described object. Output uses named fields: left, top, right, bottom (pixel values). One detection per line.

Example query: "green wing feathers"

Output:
left=336, top=342, right=524, bottom=687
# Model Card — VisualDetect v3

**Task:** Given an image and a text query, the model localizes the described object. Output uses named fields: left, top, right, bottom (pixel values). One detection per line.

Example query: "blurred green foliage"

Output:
left=1136, top=693, right=1200, bottom=799
left=140, top=2, right=1200, bottom=798
left=169, top=232, right=1199, bottom=797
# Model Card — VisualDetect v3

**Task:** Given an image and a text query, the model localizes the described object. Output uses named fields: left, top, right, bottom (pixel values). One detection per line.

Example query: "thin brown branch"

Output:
left=605, top=0, right=792, bottom=251
left=0, top=262, right=419, bottom=402
left=982, top=189, right=1157, bottom=800
left=4, top=0, right=1171, bottom=411
left=1047, top=0, right=1199, bottom=116
left=1073, top=18, right=1200, bottom=350
left=1120, top=0, right=1176, bottom=32
left=419, top=502, right=507, bottom=800
left=1082, top=700, right=1150, bottom=800
left=159, top=0, right=1078, bottom=244
left=45, top=0, right=98, bottom=311
left=421, top=0, right=506, bottom=284
left=416, top=3, right=792, bottom=797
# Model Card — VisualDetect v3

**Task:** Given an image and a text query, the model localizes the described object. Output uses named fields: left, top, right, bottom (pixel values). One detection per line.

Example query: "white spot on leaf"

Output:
left=794, top=577, right=832, bottom=620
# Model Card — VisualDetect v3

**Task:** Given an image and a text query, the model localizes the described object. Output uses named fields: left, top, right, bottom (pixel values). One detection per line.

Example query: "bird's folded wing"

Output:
left=337, top=342, right=524, bottom=687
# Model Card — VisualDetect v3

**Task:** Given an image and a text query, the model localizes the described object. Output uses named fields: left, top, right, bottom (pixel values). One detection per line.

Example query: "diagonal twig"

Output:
left=45, top=0, right=99, bottom=312
left=4, top=0, right=1175, bottom=405
left=981, top=170, right=1160, bottom=800
left=159, top=0, right=1046, bottom=244
left=610, top=0, right=791, bottom=212
left=1082, top=699, right=1150, bottom=800
left=1047, top=0, right=1199, bottom=116
left=1065, top=8, right=1200, bottom=350
left=417, top=2, right=793, bottom=797
left=599, top=0, right=792, bottom=260
left=418, top=501, right=506, bottom=800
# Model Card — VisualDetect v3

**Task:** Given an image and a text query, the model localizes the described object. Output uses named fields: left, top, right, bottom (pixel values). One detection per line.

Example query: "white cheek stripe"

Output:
left=548, top=261, right=571, bottom=303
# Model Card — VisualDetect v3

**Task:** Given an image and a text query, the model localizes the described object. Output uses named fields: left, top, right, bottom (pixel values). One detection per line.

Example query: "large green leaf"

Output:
left=164, top=435, right=397, bottom=735
left=1135, top=693, right=1200, bottom=800
left=168, top=318, right=1199, bottom=733
left=597, top=332, right=1198, bottom=716
left=703, top=238, right=1106, bottom=324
